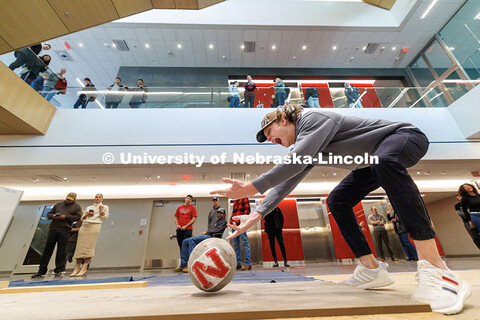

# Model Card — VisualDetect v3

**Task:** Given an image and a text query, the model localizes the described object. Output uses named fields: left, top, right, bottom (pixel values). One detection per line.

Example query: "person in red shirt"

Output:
left=230, top=197, right=252, bottom=270
left=174, top=195, right=197, bottom=250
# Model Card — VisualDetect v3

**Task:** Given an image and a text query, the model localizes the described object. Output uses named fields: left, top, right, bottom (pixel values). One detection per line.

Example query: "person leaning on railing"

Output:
left=73, top=78, right=97, bottom=109
left=8, top=43, right=51, bottom=71
left=42, top=68, right=67, bottom=102
left=20, top=54, right=51, bottom=85
left=129, top=79, right=148, bottom=108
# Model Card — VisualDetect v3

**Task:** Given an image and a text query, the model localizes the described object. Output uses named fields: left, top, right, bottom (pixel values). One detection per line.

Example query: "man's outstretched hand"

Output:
left=210, top=178, right=258, bottom=200
left=226, top=211, right=262, bottom=240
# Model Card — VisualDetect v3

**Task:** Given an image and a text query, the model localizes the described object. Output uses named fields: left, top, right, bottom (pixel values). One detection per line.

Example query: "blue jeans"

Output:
left=307, top=97, right=320, bottom=108
left=277, top=92, right=286, bottom=106
left=233, top=230, right=251, bottom=266
left=397, top=232, right=418, bottom=260
left=471, top=213, right=480, bottom=230
left=41, top=86, right=57, bottom=102
left=229, top=96, right=240, bottom=108
left=180, top=235, right=211, bottom=266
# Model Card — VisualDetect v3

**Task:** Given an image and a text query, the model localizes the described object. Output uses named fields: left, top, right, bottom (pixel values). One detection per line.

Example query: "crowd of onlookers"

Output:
left=8, top=44, right=364, bottom=109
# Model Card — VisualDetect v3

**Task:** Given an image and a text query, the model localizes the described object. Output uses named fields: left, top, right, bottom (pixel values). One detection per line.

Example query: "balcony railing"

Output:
left=36, top=83, right=472, bottom=109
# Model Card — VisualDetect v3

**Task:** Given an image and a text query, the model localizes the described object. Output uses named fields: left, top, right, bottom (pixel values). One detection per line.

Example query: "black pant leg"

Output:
left=275, top=230, right=287, bottom=261
left=8, top=53, right=28, bottom=70
left=380, top=230, right=395, bottom=258
left=267, top=232, right=277, bottom=261
left=54, top=229, right=70, bottom=273
left=176, top=229, right=184, bottom=248
left=326, top=168, right=380, bottom=257
left=370, top=129, right=434, bottom=241
left=38, top=230, right=57, bottom=274
left=374, top=230, right=385, bottom=259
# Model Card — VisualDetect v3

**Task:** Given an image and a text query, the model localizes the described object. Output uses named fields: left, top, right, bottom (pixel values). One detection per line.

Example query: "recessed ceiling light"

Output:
left=177, top=44, right=182, bottom=49
left=392, top=46, right=397, bottom=51
left=332, top=46, right=337, bottom=50
left=157, top=175, right=161, bottom=179
left=209, top=44, right=214, bottom=49
left=302, top=45, right=307, bottom=50
left=421, top=0, right=438, bottom=19
left=272, top=45, right=276, bottom=50
left=362, top=46, right=367, bottom=51
left=79, top=43, right=84, bottom=47
left=241, top=44, right=245, bottom=49
left=63, top=177, right=68, bottom=181
left=145, top=43, right=150, bottom=48
left=31, top=178, right=39, bottom=183
left=112, top=43, right=117, bottom=48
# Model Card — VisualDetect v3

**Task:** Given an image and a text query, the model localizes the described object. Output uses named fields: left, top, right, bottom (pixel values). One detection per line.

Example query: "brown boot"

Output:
left=173, top=266, right=186, bottom=272
left=76, top=258, right=90, bottom=277
left=241, top=265, right=252, bottom=271
left=69, top=261, right=81, bottom=277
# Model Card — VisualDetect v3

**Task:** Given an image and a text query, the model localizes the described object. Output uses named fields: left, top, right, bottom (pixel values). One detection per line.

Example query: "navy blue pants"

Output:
left=327, top=128, right=435, bottom=258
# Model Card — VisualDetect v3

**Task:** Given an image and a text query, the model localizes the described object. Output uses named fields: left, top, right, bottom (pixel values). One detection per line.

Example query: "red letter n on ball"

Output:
left=191, top=248, right=230, bottom=289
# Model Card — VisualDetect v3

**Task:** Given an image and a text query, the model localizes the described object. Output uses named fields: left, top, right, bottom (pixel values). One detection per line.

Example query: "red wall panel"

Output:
left=326, top=202, right=377, bottom=259
left=350, top=83, right=381, bottom=108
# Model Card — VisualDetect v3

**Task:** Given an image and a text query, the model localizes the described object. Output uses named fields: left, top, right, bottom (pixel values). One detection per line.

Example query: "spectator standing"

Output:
left=70, top=193, right=109, bottom=277
left=42, top=68, right=67, bottom=102
left=20, top=54, right=51, bottom=85
left=129, top=79, right=148, bottom=108
left=273, top=78, right=286, bottom=106
left=229, top=81, right=240, bottom=108
left=31, top=193, right=82, bottom=278
left=459, top=183, right=480, bottom=234
left=454, top=193, right=480, bottom=249
left=73, top=78, right=97, bottom=109
left=304, top=86, right=320, bottom=108
left=9, top=43, right=51, bottom=71
left=105, top=77, right=127, bottom=109
left=368, top=207, right=398, bottom=262
left=66, top=219, right=83, bottom=263
left=174, top=195, right=197, bottom=250
left=243, top=75, right=257, bottom=108
left=264, top=207, right=289, bottom=267
left=208, top=197, right=221, bottom=230
left=344, top=83, right=364, bottom=108
left=231, top=197, right=252, bottom=270
left=387, top=205, right=418, bottom=261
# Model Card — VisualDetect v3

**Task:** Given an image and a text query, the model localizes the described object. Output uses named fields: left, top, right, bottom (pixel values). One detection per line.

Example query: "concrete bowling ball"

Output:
left=187, top=238, right=236, bottom=292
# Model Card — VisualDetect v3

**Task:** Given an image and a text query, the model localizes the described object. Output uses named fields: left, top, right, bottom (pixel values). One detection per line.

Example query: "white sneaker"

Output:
left=412, top=260, right=472, bottom=315
left=342, top=261, right=395, bottom=289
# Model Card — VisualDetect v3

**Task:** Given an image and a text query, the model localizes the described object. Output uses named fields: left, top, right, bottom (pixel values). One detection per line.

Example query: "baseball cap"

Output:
left=256, top=111, right=278, bottom=143
left=217, top=208, right=226, bottom=214
left=84, top=77, right=91, bottom=82
left=66, top=192, right=77, bottom=201
left=212, top=196, right=219, bottom=201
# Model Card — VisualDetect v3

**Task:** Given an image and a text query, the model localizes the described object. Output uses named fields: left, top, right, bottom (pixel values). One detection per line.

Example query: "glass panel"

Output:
left=409, top=55, right=436, bottom=87
left=438, top=0, right=480, bottom=67
left=460, top=49, right=480, bottom=81
left=424, top=39, right=454, bottom=76
left=443, top=71, right=471, bottom=100
left=22, top=206, right=53, bottom=265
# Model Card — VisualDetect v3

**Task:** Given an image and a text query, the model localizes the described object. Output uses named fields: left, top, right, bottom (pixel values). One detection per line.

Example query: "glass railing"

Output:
left=35, top=84, right=472, bottom=109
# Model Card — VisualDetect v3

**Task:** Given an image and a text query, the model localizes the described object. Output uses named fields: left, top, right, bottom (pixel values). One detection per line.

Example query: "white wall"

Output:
left=0, top=197, right=229, bottom=272
left=0, top=108, right=476, bottom=166
left=0, top=187, right=23, bottom=247
left=448, top=84, right=480, bottom=139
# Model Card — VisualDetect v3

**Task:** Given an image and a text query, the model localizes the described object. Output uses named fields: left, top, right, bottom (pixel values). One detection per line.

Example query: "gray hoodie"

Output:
left=252, top=110, right=417, bottom=217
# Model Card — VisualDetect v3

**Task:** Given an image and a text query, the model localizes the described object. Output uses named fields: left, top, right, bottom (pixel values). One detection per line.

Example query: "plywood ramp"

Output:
left=0, top=280, right=431, bottom=320
left=0, top=280, right=147, bottom=294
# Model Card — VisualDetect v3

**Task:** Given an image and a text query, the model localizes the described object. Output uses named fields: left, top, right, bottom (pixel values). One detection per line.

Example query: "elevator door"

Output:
left=144, top=201, right=187, bottom=269
left=297, top=199, right=334, bottom=262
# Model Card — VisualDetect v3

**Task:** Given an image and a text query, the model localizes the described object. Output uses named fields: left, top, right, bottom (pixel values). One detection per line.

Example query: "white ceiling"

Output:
left=0, top=0, right=466, bottom=90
